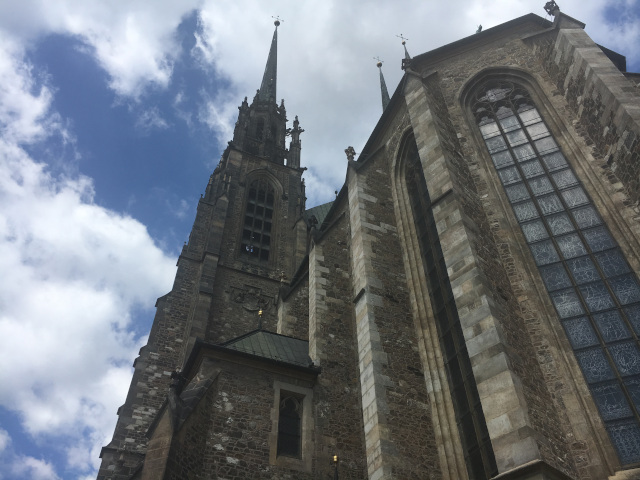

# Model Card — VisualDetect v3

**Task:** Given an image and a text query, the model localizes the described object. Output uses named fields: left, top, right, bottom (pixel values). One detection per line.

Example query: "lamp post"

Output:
left=332, top=454, right=339, bottom=480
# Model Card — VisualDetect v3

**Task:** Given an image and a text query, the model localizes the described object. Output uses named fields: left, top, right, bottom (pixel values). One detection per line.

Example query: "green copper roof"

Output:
left=221, top=330, right=312, bottom=368
left=305, top=200, right=334, bottom=228
left=258, top=23, right=278, bottom=102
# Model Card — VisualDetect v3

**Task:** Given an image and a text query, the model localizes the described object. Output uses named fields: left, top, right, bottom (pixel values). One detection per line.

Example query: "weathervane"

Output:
left=272, top=15, right=283, bottom=27
left=374, top=56, right=384, bottom=68
left=396, top=33, right=409, bottom=46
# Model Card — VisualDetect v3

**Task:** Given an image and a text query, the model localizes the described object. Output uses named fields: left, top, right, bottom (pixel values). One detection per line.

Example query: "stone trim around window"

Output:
left=269, top=381, right=314, bottom=472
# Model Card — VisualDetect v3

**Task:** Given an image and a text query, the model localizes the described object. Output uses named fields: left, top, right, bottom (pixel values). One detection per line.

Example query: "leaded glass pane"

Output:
left=575, top=347, right=615, bottom=383
left=546, top=212, right=575, bottom=236
left=537, top=194, right=564, bottom=216
left=518, top=108, right=541, bottom=126
left=551, top=288, right=585, bottom=318
left=610, top=275, right=640, bottom=305
left=594, top=311, right=631, bottom=342
left=530, top=240, right=560, bottom=266
left=499, top=115, right=520, bottom=133
left=505, top=183, right=530, bottom=203
left=520, top=160, right=544, bottom=178
left=498, top=166, right=521, bottom=185
left=542, top=152, right=568, bottom=171
left=552, top=169, right=579, bottom=189
left=492, top=150, right=514, bottom=168
left=557, top=233, right=587, bottom=259
left=607, top=420, right=640, bottom=464
left=526, top=122, right=549, bottom=141
left=522, top=220, right=548, bottom=243
left=540, top=263, right=571, bottom=291
left=609, top=342, right=640, bottom=377
left=534, top=136, right=559, bottom=155
left=513, top=201, right=539, bottom=222
left=562, top=317, right=599, bottom=349
left=567, top=256, right=599, bottom=285
left=579, top=282, right=616, bottom=312
left=561, top=186, right=589, bottom=208
left=591, top=382, right=634, bottom=421
left=480, top=121, right=500, bottom=139
left=571, top=206, right=602, bottom=230
left=528, top=176, right=554, bottom=196
left=624, top=305, right=640, bottom=335
left=583, top=227, right=617, bottom=252
left=513, top=144, right=536, bottom=162
left=506, top=129, right=528, bottom=147
left=595, top=250, right=630, bottom=278
left=626, top=377, right=640, bottom=412
left=485, top=136, right=507, bottom=154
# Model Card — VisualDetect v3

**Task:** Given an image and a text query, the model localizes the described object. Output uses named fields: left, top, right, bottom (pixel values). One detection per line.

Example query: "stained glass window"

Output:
left=475, top=82, right=640, bottom=465
left=405, top=135, right=497, bottom=479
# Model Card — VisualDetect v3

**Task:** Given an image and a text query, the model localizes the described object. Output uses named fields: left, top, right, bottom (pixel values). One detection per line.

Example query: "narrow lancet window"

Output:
left=404, top=135, right=498, bottom=479
left=474, top=82, right=640, bottom=465
left=277, top=395, right=302, bottom=458
left=241, top=179, right=275, bottom=261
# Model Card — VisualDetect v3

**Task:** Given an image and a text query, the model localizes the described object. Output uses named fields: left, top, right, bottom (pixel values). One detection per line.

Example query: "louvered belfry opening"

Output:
left=241, top=179, right=275, bottom=261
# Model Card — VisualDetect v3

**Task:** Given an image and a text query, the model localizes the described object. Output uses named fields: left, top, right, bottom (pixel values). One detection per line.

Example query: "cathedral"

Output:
left=97, top=4, right=640, bottom=479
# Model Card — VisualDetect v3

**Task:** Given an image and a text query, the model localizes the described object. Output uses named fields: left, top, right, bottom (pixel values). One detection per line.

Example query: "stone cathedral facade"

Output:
left=98, top=7, right=640, bottom=480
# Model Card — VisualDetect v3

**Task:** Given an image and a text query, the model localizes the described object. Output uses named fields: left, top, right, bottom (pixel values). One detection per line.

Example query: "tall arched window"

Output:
left=405, top=135, right=497, bottom=479
left=241, top=179, right=275, bottom=262
left=474, top=82, right=640, bottom=465
left=277, top=395, right=302, bottom=458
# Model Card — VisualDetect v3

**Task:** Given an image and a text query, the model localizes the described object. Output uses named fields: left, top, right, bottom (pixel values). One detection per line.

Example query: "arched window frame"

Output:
left=240, top=175, right=279, bottom=264
left=463, top=72, right=640, bottom=468
left=399, top=132, right=498, bottom=480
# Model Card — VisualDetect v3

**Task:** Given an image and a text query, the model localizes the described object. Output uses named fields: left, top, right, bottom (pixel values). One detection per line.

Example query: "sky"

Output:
left=0, top=0, right=638, bottom=478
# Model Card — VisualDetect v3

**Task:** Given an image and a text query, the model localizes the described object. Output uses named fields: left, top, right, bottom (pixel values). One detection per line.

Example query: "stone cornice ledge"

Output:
left=492, top=459, right=572, bottom=480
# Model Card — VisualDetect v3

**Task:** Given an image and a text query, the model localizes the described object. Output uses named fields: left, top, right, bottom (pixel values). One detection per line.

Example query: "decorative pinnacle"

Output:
left=374, top=57, right=390, bottom=111
left=272, top=15, right=282, bottom=27
left=543, top=1, right=560, bottom=16
left=396, top=33, right=412, bottom=64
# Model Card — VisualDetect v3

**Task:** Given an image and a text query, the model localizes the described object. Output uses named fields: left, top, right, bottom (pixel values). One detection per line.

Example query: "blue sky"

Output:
left=0, top=1, right=638, bottom=478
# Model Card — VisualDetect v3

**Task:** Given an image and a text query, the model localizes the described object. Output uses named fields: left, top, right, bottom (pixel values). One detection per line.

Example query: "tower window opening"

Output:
left=241, top=179, right=275, bottom=262
left=256, top=118, right=265, bottom=139
left=405, top=135, right=498, bottom=480
left=475, top=81, right=640, bottom=466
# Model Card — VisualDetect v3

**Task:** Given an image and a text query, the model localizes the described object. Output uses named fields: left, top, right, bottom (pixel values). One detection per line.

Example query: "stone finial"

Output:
left=345, top=146, right=356, bottom=161
left=544, top=0, right=559, bottom=15
left=476, top=25, right=482, bottom=33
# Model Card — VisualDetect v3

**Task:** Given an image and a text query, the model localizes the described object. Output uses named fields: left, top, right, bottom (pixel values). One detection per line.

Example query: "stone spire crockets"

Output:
left=376, top=59, right=391, bottom=112
left=258, top=19, right=279, bottom=102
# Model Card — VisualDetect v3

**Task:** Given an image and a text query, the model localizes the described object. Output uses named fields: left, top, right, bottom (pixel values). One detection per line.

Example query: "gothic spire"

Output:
left=397, top=34, right=412, bottom=70
left=258, top=19, right=280, bottom=103
left=375, top=58, right=391, bottom=112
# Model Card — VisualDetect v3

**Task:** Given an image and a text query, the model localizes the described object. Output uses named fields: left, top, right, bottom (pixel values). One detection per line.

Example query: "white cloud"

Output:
left=135, top=106, right=170, bottom=131
left=0, top=31, right=176, bottom=476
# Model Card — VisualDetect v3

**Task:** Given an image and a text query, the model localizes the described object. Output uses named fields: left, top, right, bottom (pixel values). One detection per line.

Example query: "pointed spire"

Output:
left=258, top=18, right=280, bottom=103
left=397, top=34, right=412, bottom=70
left=375, top=58, right=391, bottom=112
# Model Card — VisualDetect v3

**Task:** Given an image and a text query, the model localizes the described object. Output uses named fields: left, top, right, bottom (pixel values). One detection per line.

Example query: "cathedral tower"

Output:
left=97, top=20, right=307, bottom=479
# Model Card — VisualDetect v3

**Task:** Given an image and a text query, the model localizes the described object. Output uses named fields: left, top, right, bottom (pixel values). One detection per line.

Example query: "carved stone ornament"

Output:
left=345, top=146, right=356, bottom=161
left=229, top=285, right=271, bottom=312
left=544, top=0, right=559, bottom=15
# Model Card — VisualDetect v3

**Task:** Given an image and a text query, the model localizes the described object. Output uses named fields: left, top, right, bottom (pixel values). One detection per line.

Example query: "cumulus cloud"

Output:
left=0, top=29, right=176, bottom=476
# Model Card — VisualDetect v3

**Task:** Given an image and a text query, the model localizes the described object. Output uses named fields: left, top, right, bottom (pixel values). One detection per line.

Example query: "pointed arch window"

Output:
left=405, top=135, right=498, bottom=480
left=241, top=179, right=275, bottom=261
left=277, top=395, right=302, bottom=458
left=474, top=82, right=640, bottom=466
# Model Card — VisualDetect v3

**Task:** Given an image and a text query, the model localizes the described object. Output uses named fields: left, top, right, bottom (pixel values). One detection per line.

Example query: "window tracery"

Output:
left=241, top=179, right=275, bottom=261
left=474, top=82, right=640, bottom=465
